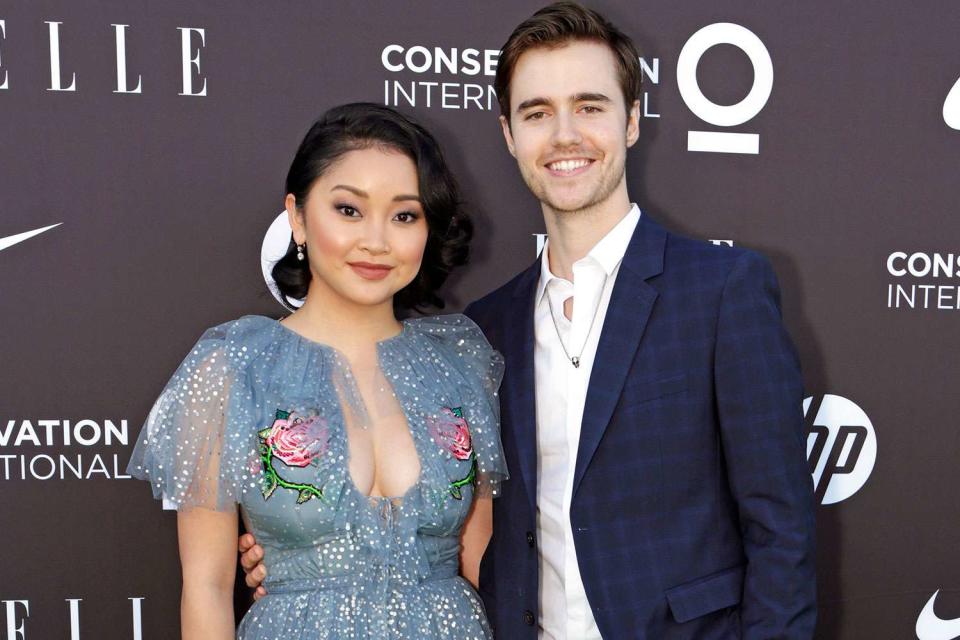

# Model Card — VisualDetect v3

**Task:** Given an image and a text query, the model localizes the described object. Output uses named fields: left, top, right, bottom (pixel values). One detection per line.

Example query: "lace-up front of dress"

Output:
left=128, top=314, right=506, bottom=640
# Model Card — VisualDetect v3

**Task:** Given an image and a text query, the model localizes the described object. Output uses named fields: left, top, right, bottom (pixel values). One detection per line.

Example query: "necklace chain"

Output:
left=545, top=285, right=603, bottom=368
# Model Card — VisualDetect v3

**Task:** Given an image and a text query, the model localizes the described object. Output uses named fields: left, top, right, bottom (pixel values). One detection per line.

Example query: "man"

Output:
left=243, top=3, right=817, bottom=638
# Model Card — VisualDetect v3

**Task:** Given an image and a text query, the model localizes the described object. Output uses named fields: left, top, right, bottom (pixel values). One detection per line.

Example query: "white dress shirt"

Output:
left=534, top=205, right=641, bottom=640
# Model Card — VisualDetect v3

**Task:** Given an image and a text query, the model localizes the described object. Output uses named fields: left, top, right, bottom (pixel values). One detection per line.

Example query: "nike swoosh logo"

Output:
left=946, top=75, right=960, bottom=130
left=0, top=223, right=62, bottom=252
left=917, top=590, right=960, bottom=640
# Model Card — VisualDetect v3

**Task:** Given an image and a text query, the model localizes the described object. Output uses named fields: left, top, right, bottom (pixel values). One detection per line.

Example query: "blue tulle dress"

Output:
left=127, top=314, right=507, bottom=639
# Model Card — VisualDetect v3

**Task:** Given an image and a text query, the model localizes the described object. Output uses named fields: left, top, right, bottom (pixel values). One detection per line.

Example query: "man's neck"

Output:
left=542, top=188, right=632, bottom=281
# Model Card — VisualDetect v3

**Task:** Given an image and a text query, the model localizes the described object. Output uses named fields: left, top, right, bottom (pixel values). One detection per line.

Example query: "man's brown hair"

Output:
left=494, top=2, right=643, bottom=120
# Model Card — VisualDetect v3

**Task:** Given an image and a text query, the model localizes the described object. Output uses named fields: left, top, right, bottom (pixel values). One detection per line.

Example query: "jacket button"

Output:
left=526, top=531, right=535, bottom=547
left=523, top=610, right=536, bottom=626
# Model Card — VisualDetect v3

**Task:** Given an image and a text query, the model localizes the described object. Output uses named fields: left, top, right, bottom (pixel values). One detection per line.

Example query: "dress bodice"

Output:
left=128, top=314, right=506, bottom=639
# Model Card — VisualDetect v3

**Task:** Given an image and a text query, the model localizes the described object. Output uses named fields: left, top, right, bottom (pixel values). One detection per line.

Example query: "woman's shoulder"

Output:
left=404, top=313, right=503, bottom=380
left=202, top=314, right=278, bottom=340
left=404, top=313, right=492, bottom=351
left=186, top=315, right=283, bottom=368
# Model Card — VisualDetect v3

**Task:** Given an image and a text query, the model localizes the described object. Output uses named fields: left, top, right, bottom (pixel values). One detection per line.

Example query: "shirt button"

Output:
left=523, top=610, right=536, bottom=626
left=526, top=531, right=535, bottom=547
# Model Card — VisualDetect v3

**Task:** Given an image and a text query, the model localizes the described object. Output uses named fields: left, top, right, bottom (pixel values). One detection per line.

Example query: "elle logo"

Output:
left=0, top=19, right=207, bottom=96
left=677, top=23, right=773, bottom=155
left=2, top=597, right=144, bottom=640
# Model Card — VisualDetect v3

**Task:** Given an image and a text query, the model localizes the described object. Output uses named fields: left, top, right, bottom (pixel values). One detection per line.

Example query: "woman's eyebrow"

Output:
left=331, top=184, right=368, bottom=198
left=332, top=185, right=420, bottom=203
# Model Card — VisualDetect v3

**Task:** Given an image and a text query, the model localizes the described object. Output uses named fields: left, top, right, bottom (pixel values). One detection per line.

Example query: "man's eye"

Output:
left=581, top=105, right=602, bottom=113
left=525, top=111, right=546, bottom=121
left=336, top=205, right=360, bottom=217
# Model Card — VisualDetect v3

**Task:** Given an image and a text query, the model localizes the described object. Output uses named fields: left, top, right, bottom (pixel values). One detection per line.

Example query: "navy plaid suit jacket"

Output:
left=465, top=213, right=816, bottom=639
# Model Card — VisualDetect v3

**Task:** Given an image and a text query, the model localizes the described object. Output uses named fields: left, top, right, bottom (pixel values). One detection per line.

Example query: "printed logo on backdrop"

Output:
left=677, top=23, right=773, bottom=155
left=917, top=590, right=960, bottom=640
left=0, top=418, right=131, bottom=481
left=380, top=43, right=662, bottom=117
left=1, top=597, right=145, bottom=640
left=262, top=211, right=303, bottom=310
left=0, top=223, right=61, bottom=253
left=804, top=394, right=877, bottom=505
left=0, top=19, right=207, bottom=95
left=886, top=251, right=960, bottom=311
left=944, top=72, right=960, bottom=130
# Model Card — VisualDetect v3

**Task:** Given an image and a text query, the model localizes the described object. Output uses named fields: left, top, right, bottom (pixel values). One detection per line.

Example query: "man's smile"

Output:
left=544, top=157, right=595, bottom=176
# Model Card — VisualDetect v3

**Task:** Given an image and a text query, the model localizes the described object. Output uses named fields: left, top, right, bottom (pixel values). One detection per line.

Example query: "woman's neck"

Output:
left=283, top=281, right=402, bottom=355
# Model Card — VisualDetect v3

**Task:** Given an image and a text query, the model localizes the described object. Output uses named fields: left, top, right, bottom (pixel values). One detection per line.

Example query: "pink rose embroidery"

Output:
left=430, top=407, right=474, bottom=460
left=257, top=409, right=328, bottom=503
left=429, top=406, right=479, bottom=500
left=265, top=412, right=329, bottom=468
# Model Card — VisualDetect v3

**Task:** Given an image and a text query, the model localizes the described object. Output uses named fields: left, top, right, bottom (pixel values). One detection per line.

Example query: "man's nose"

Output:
left=550, top=111, right=582, bottom=147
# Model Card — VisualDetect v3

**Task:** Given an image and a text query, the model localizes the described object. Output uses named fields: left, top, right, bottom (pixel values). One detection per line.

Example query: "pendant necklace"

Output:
left=545, top=285, right=604, bottom=368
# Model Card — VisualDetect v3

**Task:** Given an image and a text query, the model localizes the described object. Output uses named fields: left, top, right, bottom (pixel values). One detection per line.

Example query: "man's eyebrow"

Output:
left=516, top=97, right=552, bottom=112
left=515, top=93, right=613, bottom=112
left=332, top=185, right=420, bottom=203
left=574, top=92, right=613, bottom=103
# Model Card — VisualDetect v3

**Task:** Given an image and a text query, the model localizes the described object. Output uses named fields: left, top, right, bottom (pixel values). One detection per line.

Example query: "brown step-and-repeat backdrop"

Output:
left=1, top=1, right=958, bottom=638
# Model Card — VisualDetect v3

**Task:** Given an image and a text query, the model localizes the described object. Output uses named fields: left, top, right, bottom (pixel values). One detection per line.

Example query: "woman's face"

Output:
left=287, top=147, right=428, bottom=309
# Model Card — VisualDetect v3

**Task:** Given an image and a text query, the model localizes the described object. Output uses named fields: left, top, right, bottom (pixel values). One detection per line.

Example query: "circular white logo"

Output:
left=804, top=394, right=877, bottom=505
left=676, top=22, right=774, bottom=127
left=260, top=210, right=303, bottom=310
left=944, top=74, right=960, bottom=131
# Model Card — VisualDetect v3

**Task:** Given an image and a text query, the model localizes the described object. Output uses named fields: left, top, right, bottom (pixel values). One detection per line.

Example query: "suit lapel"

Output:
left=572, top=214, right=667, bottom=495
left=501, top=258, right=541, bottom=511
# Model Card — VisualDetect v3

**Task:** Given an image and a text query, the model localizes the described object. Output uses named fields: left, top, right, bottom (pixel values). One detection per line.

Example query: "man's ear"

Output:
left=626, top=99, right=641, bottom=148
left=499, top=114, right=517, bottom=158
left=285, top=194, right=305, bottom=244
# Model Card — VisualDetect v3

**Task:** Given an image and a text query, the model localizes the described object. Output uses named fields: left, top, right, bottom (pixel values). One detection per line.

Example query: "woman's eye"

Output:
left=336, top=205, right=360, bottom=217
left=394, top=211, right=420, bottom=223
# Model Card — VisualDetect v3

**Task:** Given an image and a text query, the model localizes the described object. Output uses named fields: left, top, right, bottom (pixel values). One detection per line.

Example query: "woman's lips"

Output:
left=348, top=262, right=393, bottom=280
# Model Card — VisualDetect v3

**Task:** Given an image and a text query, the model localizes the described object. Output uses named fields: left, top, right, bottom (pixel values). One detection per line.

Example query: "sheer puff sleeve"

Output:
left=127, top=322, right=257, bottom=512
left=416, top=315, right=509, bottom=498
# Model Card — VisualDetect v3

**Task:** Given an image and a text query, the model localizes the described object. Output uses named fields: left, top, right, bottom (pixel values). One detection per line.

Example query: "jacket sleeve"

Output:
left=713, top=251, right=817, bottom=639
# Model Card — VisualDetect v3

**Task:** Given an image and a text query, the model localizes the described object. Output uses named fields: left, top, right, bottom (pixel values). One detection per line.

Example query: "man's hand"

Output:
left=238, top=533, right=268, bottom=600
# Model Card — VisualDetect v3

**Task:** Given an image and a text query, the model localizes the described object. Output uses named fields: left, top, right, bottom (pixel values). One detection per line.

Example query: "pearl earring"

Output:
left=296, top=243, right=305, bottom=261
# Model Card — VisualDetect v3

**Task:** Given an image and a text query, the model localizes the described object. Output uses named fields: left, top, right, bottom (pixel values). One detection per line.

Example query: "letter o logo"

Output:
left=677, top=23, right=774, bottom=127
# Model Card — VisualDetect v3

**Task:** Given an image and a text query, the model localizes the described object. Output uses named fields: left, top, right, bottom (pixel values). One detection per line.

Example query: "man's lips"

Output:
left=348, top=262, right=393, bottom=280
left=544, top=157, right=595, bottom=176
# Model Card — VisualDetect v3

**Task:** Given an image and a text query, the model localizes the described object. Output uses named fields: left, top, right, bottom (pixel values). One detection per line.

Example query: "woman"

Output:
left=128, top=103, right=507, bottom=639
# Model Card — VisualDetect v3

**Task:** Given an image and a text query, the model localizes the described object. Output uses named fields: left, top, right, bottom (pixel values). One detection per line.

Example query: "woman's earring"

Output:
left=296, top=243, right=306, bottom=261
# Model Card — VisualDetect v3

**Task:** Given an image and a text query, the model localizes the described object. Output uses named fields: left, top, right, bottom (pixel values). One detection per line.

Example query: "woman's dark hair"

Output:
left=272, top=102, right=472, bottom=311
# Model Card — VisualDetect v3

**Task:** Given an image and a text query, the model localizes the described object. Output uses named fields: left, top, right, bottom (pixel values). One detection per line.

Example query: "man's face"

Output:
left=500, top=40, right=640, bottom=216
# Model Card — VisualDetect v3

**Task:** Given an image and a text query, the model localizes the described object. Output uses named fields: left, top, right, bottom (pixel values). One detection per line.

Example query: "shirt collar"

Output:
left=536, top=204, right=641, bottom=305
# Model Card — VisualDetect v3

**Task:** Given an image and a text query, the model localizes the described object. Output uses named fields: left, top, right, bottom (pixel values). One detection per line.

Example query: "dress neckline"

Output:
left=265, top=314, right=426, bottom=506
left=267, top=315, right=412, bottom=351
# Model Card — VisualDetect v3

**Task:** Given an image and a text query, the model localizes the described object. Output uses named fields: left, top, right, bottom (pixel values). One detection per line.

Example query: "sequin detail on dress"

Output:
left=127, top=314, right=507, bottom=640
